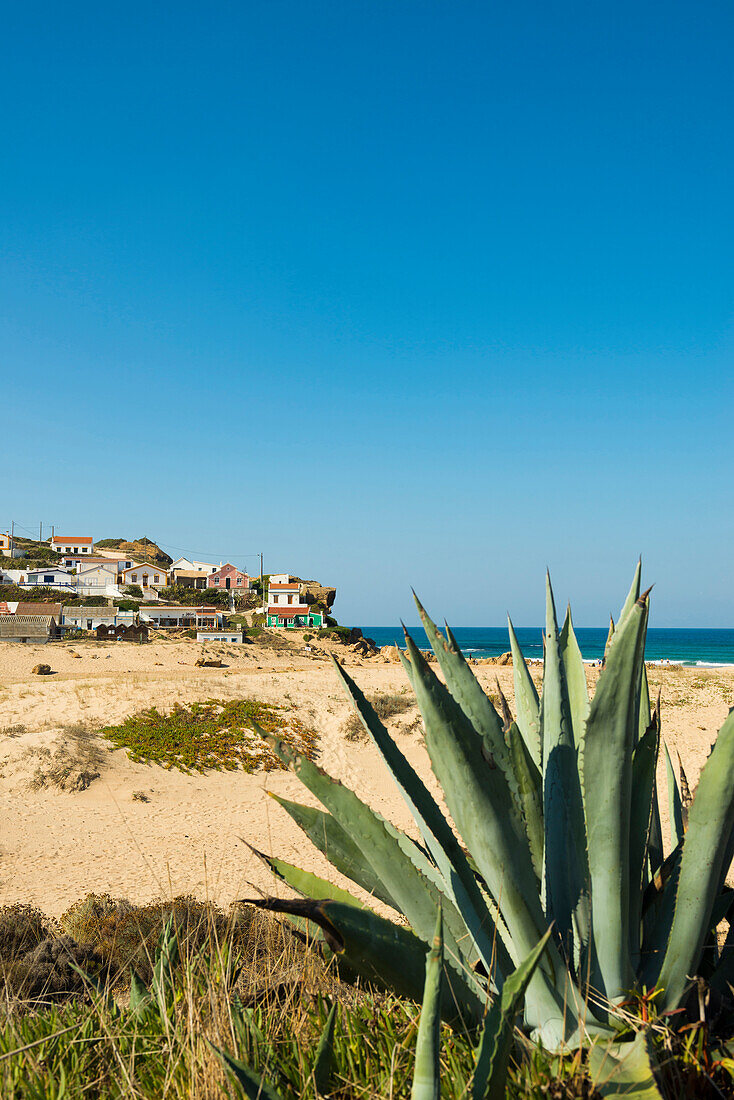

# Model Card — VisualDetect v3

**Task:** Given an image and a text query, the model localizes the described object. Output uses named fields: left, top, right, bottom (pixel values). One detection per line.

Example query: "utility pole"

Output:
left=39, top=522, right=43, bottom=542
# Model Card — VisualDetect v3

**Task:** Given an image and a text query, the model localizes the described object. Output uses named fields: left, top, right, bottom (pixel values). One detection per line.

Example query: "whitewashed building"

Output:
left=121, top=563, right=168, bottom=589
left=24, top=567, right=77, bottom=592
left=74, top=562, right=120, bottom=596
left=50, top=535, right=93, bottom=556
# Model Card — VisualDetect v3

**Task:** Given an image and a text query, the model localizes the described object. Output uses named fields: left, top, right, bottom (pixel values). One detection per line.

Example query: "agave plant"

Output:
left=249, top=565, right=734, bottom=1051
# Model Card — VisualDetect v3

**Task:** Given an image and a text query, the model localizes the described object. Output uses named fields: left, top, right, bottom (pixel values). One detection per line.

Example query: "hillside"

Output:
left=94, top=537, right=172, bottom=566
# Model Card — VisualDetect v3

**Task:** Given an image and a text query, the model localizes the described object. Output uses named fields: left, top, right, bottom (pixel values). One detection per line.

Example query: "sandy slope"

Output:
left=1, top=634, right=732, bottom=916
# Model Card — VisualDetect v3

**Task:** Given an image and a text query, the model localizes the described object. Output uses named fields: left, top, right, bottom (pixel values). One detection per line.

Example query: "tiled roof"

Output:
left=269, top=583, right=299, bottom=590
left=51, top=536, right=93, bottom=544
left=268, top=605, right=311, bottom=617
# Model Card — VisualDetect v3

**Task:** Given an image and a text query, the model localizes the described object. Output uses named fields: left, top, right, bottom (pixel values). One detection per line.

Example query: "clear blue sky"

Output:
left=2, top=2, right=732, bottom=626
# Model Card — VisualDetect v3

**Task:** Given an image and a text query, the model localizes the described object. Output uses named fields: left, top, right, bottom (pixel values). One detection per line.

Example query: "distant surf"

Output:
left=363, top=627, right=734, bottom=668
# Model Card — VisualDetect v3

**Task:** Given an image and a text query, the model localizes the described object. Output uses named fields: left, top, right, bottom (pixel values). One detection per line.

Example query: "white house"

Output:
left=73, top=563, right=120, bottom=596
left=62, top=605, right=121, bottom=631
left=170, top=557, right=217, bottom=574
left=196, top=629, right=245, bottom=643
left=0, top=533, right=23, bottom=559
left=139, top=605, right=223, bottom=628
left=267, top=581, right=301, bottom=606
left=62, top=554, right=133, bottom=573
left=50, top=535, right=93, bottom=556
left=121, top=563, right=168, bottom=589
left=24, top=567, right=77, bottom=592
left=269, top=573, right=291, bottom=585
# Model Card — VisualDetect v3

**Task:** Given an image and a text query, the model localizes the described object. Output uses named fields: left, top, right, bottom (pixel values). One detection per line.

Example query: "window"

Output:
left=213, top=577, right=219, bottom=584
left=44, top=575, right=53, bottom=583
left=154, top=575, right=160, bottom=583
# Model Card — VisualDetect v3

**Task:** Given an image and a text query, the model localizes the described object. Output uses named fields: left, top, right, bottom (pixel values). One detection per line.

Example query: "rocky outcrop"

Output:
left=31, top=664, right=52, bottom=675
left=298, top=581, right=337, bottom=609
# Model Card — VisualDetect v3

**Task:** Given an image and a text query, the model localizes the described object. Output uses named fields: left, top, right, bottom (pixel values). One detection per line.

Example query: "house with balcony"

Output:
left=24, top=567, right=77, bottom=592
left=266, top=580, right=324, bottom=628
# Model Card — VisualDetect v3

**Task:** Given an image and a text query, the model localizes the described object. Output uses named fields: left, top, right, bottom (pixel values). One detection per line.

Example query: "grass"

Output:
left=2, top=893, right=732, bottom=1098
left=101, top=698, right=319, bottom=773
left=341, top=690, right=418, bottom=741
left=24, top=723, right=106, bottom=792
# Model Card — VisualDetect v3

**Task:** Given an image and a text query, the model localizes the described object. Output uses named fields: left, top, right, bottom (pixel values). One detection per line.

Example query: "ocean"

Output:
left=362, top=627, right=734, bottom=668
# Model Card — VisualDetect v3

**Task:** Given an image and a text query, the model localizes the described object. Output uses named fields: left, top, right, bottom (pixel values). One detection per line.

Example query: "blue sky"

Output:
left=2, top=2, right=732, bottom=626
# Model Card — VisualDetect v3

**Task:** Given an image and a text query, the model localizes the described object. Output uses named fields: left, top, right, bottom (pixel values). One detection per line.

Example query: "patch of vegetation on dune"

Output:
left=101, top=698, right=318, bottom=773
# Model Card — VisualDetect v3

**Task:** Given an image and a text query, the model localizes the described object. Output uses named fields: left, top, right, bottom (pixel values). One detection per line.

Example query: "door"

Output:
left=225, top=578, right=231, bottom=589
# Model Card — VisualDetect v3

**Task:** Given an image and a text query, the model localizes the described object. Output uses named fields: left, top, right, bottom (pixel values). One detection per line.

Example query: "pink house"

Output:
left=208, top=563, right=250, bottom=591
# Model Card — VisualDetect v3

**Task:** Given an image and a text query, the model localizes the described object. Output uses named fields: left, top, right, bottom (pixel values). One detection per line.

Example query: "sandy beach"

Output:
left=1, top=632, right=732, bottom=918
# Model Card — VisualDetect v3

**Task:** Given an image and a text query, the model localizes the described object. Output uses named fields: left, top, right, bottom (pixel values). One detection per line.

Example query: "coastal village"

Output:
left=0, top=529, right=349, bottom=649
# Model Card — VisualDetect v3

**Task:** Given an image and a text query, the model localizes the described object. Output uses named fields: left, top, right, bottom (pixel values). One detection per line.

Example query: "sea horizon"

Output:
left=361, top=626, right=734, bottom=668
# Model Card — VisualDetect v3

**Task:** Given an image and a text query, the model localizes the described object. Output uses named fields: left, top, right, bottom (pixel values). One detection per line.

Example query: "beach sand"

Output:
left=1, top=633, right=732, bottom=916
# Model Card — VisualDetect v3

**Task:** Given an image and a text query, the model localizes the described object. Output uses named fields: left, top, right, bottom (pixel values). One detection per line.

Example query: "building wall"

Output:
left=122, top=566, right=168, bottom=588
left=209, top=564, right=250, bottom=589
left=51, top=540, right=93, bottom=555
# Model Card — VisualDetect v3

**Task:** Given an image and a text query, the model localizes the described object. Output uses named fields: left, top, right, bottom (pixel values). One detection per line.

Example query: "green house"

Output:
left=266, top=607, right=324, bottom=628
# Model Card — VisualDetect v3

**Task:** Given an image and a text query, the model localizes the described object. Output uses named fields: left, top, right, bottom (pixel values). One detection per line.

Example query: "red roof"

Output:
left=51, top=536, right=93, bottom=544
left=269, top=583, right=299, bottom=590
left=268, top=605, right=310, bottom=617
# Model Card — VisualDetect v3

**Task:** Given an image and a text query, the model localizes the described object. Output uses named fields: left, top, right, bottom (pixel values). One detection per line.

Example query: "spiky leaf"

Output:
left=411, top=907, right=443, bottom=1100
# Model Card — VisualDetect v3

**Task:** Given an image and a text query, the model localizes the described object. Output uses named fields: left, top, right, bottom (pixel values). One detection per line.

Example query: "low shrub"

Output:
left=123, top=584, right=144, bottom=598
left=101, top=698, right=318, bottom=773
left=341, top=690, right=417, bottom=741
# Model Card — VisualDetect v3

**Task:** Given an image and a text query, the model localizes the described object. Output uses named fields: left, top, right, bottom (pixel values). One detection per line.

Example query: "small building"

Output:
left=207, top=563, right=250, bottom=591
left=139, top=605, right=223, bottom=629
left=170, top=557, right=217, bottom=575
left=62, top=554, right=133, bottom=573
left=62, top=605, right=119, bottom=631
left=268, top=581, right=301, bottom=607
left=0, top=533, right=23, bottom=559
left=196, top=630, right=245, bottom=643
left=24, top=567, right=77, bottom=592
left=170, top=569, right=213, bottom=589
left=120, top=563, right=168, bottom=589
left=266, top=605, right=324, bottom=628
left=50, top=536, right=93, bottom=556
left=16, top=602, right=63, bottom=618
left=0, top=614, right=59, bottom=643
left=268, top=573, right=291, bottom=585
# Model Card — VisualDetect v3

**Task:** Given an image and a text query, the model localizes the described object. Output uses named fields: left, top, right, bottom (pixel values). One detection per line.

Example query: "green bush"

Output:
left=123, top=585, right=143, bottom=598
left=101, top=698, right=318, bottom=773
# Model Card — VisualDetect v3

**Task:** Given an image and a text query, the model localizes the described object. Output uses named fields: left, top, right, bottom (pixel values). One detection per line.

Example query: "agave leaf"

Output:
left=677, top=753, right=692, bottom=828
left=331, top=657, right=513, bottom=981
left=268, top=793, right=397, bottom=909
left=582, top=590, right=649, bottom=1002
left=262, top=733, right=480, bottom=983
left=411, top=907, right=443, bottom=1100
left=588, top=1029, right=663, bottom=1099
left=401, top=631, right=581, bottom=1045
left=639, top=843, right=683, bottom=986
left=471, top=929, right=553, bottom=1100
left=313, top=1002, right=338, bottom=1096
left=248, top=896, right=484, bottom=1028
left=507, top=618, right=541, bottom=768
left=214, top=1046, right=284, bottom=1100
left=559, top=605, right=590, bottom=746
left=129, top=969, right=152, bottom=1016
left=645, top=684, right=664, bottom=876
left=663, top=741, right=684, bottom=848
left=246, top=844, right=369, bottom=908
left=604, top=615, right=615, bottom=660
left=617, top=560, right=643, bottom=631
left=506, top=721, right=544, bottom=882
left=415, top=598, right=508, bottom=764
left=629, top=714, right=660, bottom=969
left=541, top=575, right=589, bottom=964
left=657, top=710, right=734, bottom=1012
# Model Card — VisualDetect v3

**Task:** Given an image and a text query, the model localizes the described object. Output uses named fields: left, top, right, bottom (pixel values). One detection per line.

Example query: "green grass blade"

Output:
left=507, top=618, right=541, bottom=768
left=588, top=1030, right=663, bottom=1099
left=268, top=793, right=397, bottom=909
left=471, top=929, right=553, bottom=1100
left=663, top=741, right=684, bottom=848
left=248, top=896, right=484, bottom=1027
left=657, top=710, right=734, bottom=1011
left=581, top=588, right=649, bottom=1002
left=313, top=1002, right=338, bottom=1096
left=214, top=1045, right=285, bottom=1100
left=331, top=656, right=512, bottom=981
left=411, top=907, right=443, bottom=1100
left=541, top=575, right=589, bottom=963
